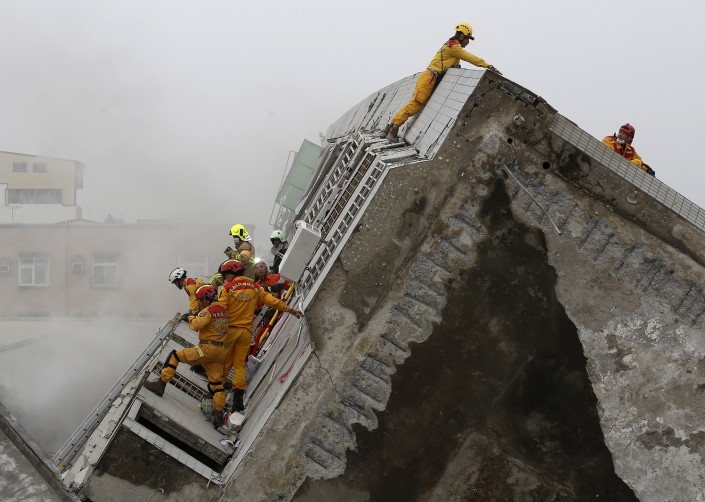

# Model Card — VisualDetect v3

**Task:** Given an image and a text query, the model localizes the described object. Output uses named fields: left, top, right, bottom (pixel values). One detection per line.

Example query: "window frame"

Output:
left=7, top=189, right=63, bottom=204
left=32, top=162, right=48, bottom=173
left=18, top=253, right=50, bottom=287
left=92, top=253, right=119, bottom=288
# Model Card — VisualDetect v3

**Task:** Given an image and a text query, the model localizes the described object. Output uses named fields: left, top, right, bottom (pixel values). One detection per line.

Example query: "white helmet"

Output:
left=270, top=229, right=287, bottom=243
left=169, top=267, right=186, bottom=283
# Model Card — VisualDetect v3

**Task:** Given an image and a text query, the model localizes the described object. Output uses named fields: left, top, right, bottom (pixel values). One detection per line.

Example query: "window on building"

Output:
left=93, top=254, right=119, bottom=287
left=0, top=263, right=10, bottom=274
left=178, top=254, right=209, bottom=279
left=7, top=189, right=63, bottom=204
left=19, top=253, right=49, bottom=286
left=12, top=162, right=27, bottom=173
left=32, top=162, right=48, bottom=173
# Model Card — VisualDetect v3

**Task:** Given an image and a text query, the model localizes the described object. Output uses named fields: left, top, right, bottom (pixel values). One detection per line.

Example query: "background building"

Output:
left=0, top=151, right=84, bottom=224
left=0, top=220, right=256, bottom=318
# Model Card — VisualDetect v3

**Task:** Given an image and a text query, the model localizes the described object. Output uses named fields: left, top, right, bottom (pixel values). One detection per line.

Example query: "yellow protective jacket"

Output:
left=218, top=276, right=292, bottom=330
left=184, top=277, right=205, bottom=313
left=427, top=39, right=489, bottom=75
left=602, top=136, right=646, bottom=170
left=209, top=272, right=224, bottom=290
left=225, top=241, right=255, bottom=279
left=187, top=302, right=229, bottom=343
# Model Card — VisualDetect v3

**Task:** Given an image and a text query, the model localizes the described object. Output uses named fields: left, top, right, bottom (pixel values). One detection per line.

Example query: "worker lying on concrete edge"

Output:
left=602, top=123, right=655, bottom=176
left=143, top=284, right=232, bottom=429
left=218, top=259, right=303, bottom=413
left=382, top=22, right=501, bottom=143
left=169, top=267, right=205, bottom=315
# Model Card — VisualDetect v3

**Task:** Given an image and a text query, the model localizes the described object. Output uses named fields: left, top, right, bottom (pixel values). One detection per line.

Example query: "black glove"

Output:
left=180, top=312, right=191, bottom=322
left=270, top=283, right=284, bottom=294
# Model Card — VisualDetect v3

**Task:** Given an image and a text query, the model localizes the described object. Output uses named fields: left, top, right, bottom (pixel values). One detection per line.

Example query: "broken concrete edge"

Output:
left=82, top=427, right=223, bottom=501
left=219, top=75, right=649, bottom=500
left=222, top=117, right=510, bottom=501
left=0, top=400, right=80, bottom=502
left=431, top=72, right=705, bottom=271
left=544, top=119, right=705, bottom=269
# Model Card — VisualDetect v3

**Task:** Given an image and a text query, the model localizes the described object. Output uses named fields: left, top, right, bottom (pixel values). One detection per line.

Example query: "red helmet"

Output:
left=619, top=123, right=635, bottom=141
left=220, top=259, right=245, bottom=276
left=195, top=284, right=217, bottom=301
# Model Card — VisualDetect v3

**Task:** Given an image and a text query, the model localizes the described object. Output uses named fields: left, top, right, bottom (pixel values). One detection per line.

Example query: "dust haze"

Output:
left=0, top=0, right=704, bottom=453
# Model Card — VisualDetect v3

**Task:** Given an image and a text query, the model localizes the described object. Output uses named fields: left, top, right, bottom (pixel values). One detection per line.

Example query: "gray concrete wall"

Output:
left=222, top=74, right=705, bottom=501
left=0, top=402, right=77, bottom=502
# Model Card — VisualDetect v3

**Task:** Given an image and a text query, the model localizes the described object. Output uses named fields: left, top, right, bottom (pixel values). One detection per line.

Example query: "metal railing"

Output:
left=53, top=315, right=180, bottom=468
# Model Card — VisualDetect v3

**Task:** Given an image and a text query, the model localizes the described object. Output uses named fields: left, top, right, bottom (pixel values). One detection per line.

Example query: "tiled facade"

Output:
left=326, top=68, right=485, bottom=159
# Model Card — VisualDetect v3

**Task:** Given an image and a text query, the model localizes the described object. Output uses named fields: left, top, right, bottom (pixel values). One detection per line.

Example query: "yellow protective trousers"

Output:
left=222, top=327, right=252, bottom=391
left=160, top=342, right=231, bottom=411
left=391, top=70, right=438, bottom=126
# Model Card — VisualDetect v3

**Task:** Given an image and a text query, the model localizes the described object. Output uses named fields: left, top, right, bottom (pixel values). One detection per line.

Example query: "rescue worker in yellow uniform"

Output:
left=602, top=123, right=655, bottom=176
left=169, top=267, right=205, bottom=315
left=224, top=224, right=256, bottom=279
left=207, top=262, right=227, bottom=291
left=218, top=259, right=303, bottom=412
left=383, top=22, right=501, bottom=143
left=143, top=285, right=232, bottom=428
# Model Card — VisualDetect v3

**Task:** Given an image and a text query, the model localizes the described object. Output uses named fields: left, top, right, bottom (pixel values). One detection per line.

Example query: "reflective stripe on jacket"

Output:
left=184, top=277, right=205, bottom=313
left=225, top=241, right=256, bottom=279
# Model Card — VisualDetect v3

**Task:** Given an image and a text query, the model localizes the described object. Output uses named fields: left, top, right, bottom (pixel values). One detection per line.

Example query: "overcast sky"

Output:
left=0, top=0, right=703, bottom=238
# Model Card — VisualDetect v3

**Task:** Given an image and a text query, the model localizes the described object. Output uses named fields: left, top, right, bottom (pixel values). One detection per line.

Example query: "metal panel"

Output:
left=276, top=140, right=322, bottom=211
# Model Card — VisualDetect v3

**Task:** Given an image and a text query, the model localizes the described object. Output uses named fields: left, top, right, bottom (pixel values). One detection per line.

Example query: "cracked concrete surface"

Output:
left=222, top=74, right=705, bottom=502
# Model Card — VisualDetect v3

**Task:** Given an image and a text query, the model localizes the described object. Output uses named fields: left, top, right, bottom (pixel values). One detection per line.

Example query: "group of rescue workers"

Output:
left=143, top=224, right=300, bottom=430
left=143, top=22, right=659, bottom=431
left=382, top=22, right=656, bottom=177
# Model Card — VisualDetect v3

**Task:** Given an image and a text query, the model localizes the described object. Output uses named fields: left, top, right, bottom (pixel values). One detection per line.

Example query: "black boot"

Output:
left=191, top=364, right=206, bottom=376
left=386, top=125, right=400, bottom=143
left=232, top=389, right=245, bottom=412
left=212, top=410, right=225, bottom=429
left=143, top=378, right=166, bottom=397
left=380, top=124, right=392, bottom=139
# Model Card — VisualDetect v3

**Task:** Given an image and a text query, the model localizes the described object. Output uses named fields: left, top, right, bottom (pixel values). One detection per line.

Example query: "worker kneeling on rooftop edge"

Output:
left=382, top=22, right=501, bottom=143
left=218, top=259, right=303, bottom=413
left=144, top=284, right=232, bottom=429
left=602, top=123, right=655, bottom=176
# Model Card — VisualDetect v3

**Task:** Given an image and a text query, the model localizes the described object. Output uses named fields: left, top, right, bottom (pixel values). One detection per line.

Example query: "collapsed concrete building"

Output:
left=10, top=69, right=705, bottom=501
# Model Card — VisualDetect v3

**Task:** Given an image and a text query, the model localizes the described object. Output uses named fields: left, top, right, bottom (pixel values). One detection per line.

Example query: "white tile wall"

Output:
left=326, top=68, right=486, bottom=160
left=550, top=114, right=705, bottom=230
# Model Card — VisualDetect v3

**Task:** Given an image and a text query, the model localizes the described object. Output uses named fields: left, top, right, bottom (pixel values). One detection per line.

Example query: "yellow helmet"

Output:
left=455, top=22, right=474, bottom=40
left=229, top=224, right=251, bottom=241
